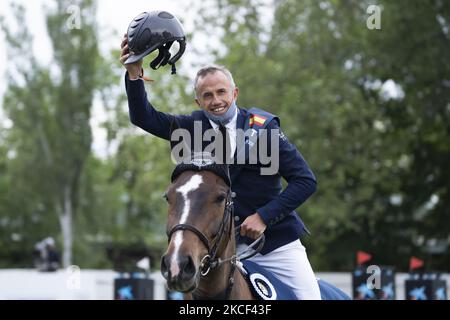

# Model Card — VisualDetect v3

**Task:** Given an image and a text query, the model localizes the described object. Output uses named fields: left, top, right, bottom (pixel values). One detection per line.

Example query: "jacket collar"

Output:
left=236, top=108, right=246, bottom=130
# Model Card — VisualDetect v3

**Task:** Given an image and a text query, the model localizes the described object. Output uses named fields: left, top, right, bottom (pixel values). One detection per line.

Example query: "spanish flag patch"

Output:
left=252, top=115, right=267, bottom=127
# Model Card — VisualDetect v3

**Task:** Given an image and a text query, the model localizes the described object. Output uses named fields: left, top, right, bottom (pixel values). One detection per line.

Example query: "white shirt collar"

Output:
left=208, top=107, right=238, bottom=130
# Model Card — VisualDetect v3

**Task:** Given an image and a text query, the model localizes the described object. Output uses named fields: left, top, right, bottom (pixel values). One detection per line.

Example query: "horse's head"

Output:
left=160, top=159, right=234, bottom=292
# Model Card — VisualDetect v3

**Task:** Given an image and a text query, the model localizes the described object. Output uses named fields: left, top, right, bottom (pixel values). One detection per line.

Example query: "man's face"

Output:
left=195, top=71, right=239, bottom=116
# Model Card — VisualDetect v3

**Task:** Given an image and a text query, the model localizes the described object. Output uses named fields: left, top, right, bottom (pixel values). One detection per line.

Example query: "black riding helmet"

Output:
left=124, top=11, right=186, bottom=74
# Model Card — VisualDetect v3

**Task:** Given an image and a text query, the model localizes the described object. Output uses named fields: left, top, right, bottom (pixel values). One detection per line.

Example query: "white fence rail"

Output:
left=0, top=269, right=448, bottom=300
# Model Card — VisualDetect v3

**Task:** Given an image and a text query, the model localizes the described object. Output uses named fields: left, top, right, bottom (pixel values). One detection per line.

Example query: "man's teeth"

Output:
left=212, top=107, right=225, bottom=112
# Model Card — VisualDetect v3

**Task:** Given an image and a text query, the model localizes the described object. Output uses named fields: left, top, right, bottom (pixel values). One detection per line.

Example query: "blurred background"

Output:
left=0, top=0, right=449, bottom=299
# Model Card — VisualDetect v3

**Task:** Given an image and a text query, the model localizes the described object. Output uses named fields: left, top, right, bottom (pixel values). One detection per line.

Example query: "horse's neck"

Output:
left=229, top=268, right=252, bottom=300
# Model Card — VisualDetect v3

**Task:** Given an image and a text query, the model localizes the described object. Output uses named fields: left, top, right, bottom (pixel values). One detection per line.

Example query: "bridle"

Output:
left=166, top=190, right=237, bottom=299
left=165, top=158, right=266, bottom=299
left=167, top=190, right=235, bottom=274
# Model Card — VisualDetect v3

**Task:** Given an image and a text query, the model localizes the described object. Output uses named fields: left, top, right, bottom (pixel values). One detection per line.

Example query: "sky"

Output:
left=0, top=0, right=219, bottom=158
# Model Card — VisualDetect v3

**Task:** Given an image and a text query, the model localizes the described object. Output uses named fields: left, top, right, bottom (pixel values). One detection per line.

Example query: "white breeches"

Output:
left=238, top=239, right=322, bottom=300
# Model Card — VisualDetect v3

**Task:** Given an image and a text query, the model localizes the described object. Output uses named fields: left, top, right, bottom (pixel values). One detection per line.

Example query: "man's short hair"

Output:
left=194, top=64, right=236, bottom=96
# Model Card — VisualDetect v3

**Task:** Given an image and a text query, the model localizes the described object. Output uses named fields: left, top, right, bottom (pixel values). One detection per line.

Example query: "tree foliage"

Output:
left=194, top=0, right=450, bottom=271
left=1, top=0, right=100, bottom=267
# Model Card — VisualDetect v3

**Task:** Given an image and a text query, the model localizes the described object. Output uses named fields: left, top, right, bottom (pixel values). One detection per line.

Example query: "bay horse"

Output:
left=160, top=158, right=351, bottom=300
left=160, top=160, right=253, bottom=299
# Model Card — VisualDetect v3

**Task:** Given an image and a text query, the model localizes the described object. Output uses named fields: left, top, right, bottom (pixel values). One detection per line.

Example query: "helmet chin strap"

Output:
left=203, top=100, right=237, bottom=125
left=150, top=42, right=173, bottom=70
left=149, top=39, right=186, bottom=75
left=168, top=39, right=186, bottom=75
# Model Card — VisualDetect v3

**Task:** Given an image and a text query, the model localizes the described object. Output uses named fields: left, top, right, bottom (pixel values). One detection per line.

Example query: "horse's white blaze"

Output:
left=170, top=232, right=183, bottom=276
left=170, top=174, right=203, bottom=276
left=177, top=174, right=203, bottom=224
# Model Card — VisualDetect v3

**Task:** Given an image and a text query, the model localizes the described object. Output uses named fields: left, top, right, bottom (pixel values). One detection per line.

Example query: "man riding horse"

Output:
left=120, top=11, right=321, bottom=299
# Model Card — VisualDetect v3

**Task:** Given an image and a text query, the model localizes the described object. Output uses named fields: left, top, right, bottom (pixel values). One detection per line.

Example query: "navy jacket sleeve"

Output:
left=125, top=72, right=192, bottom=140
left=256, top=120, right=317, bottom=226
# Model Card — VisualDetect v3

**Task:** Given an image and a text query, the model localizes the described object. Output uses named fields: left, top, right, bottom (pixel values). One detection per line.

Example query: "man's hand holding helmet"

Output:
left=120, top=34, right=143, bottom=80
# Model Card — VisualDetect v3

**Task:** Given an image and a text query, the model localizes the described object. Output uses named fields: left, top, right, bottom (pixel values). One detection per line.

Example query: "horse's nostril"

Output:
left=180, top=255, right=196, bottom=281
left=160, top=255, right=170, bottom=279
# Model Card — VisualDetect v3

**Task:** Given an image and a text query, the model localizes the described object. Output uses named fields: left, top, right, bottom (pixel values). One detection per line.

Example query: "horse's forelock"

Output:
left=171, top=162, right=231, bottom=187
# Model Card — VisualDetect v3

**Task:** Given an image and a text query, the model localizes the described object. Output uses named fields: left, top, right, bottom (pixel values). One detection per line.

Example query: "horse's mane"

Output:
left=171, top=153, right=231, bottom=187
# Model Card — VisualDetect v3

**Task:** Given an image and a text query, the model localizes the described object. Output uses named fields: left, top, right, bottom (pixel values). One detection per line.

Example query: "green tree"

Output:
left=194, top=0, right=450, bottom=271
left=1, top=0, right=100, bottom=267
left=1, top=2, right=196, bottom=269
left=362, top=0, right=450, bottom=269
left=94, top=51, right=194, bottom=268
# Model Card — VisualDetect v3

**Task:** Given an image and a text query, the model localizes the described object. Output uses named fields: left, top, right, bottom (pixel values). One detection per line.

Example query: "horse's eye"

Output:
left=163, top=193, right=169, bottom=202
left=216, top=194, right=226, bottom=203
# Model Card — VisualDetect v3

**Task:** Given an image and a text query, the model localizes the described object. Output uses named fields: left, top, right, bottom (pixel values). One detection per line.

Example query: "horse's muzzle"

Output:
left=161, top=254, right=198, bottom=292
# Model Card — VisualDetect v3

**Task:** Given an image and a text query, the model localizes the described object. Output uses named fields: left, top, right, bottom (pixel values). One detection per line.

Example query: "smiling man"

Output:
left=194, top=66, right=238, bottom=122
left=121, top=33, right=321, bottom=299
